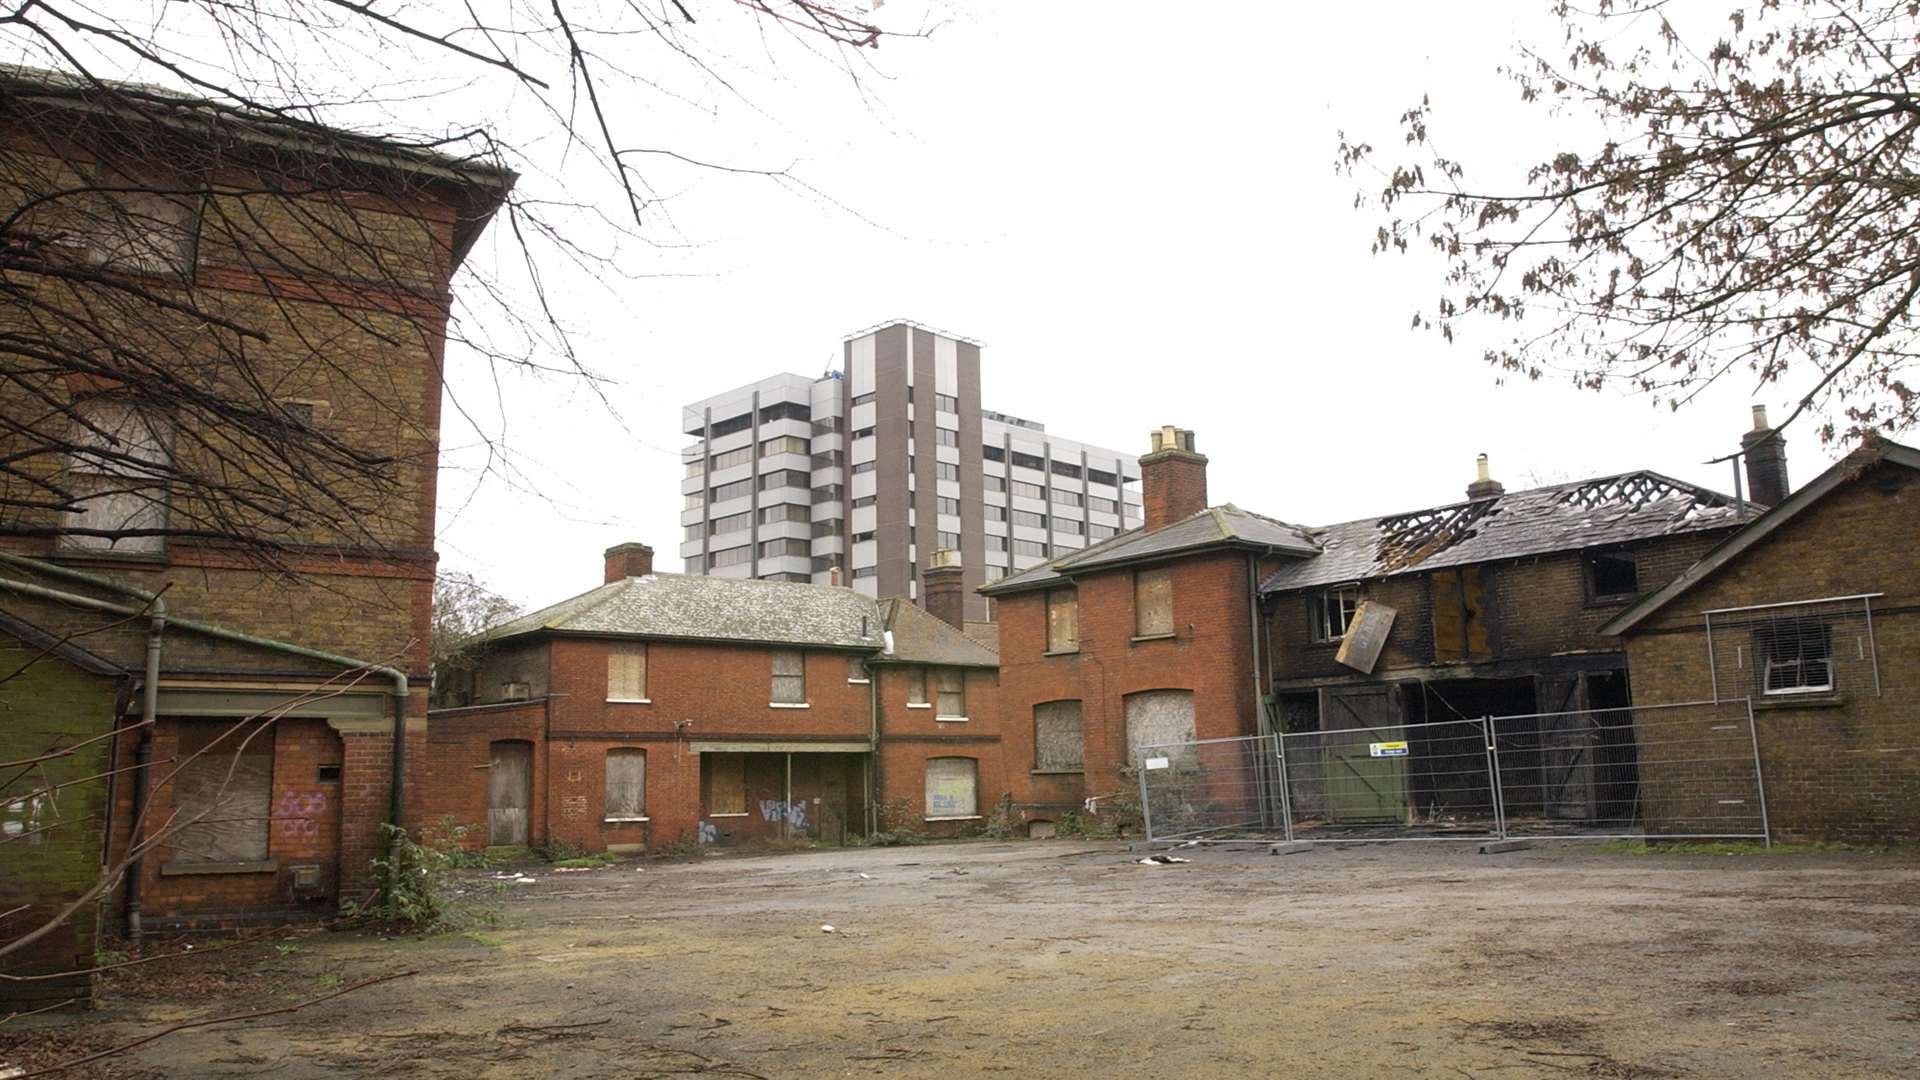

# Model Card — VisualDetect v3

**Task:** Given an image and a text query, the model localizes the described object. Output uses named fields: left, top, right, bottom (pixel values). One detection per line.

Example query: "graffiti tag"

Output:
left=276, top=790, right=326, bottom=838
left=757, top=799, right=809, bottom=829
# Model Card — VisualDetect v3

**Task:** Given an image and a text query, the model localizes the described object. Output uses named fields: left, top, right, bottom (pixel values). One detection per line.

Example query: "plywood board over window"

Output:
left=707, top=753, right=747, bottom=815
left=925, top=757, right=979, bottom=818
left=1134, top=568, right=1173, bottom=638
left=906, top=667, right=928, bottom=705
left=1124, top=690, right=1195, bottom=767
left=171, top=720, right=272, bottom=864
left=1047, top=588, right=1079, bottom=651
left=607, top=642, right=647, bottom=700
left=771, top=650, right=806, bottom=703
left=935, top=667, right=966, bottom=718
left=605, top=749, right=646, bottom=819
left=1034, top=701, right=1085, bottom=772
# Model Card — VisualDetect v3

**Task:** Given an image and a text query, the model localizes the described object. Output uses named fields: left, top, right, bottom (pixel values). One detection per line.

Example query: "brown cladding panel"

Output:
left=956, top=341, right=987, bottom=622
left=873, top=325, right=913, bottom=600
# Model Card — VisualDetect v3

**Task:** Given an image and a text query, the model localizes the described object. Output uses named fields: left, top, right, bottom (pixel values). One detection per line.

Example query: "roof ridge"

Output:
left=540, top=578, right=629, bottom=631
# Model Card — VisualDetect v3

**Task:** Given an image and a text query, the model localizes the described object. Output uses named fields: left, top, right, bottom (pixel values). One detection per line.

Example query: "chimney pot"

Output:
left=1466, top=454, right=1505, bottom=500
left=1139, top=424, right=1208, bottom=529
left=603, top=542, right=654, bottom=584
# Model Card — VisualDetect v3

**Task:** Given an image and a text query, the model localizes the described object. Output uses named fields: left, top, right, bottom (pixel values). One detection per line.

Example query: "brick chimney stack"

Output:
left=923, top=549, right=965, bottom=629
left=1742, top=405, right=1790, bottom=508
left=1466, top=453, right=1506, bottom=500
left=1140, top=426, right=1208, bottom=530
left=604, top=542, right=654, bottom=584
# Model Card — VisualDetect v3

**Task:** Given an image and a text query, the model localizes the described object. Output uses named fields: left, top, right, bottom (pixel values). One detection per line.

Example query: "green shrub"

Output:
left=344, top=819, right=483, bottom=931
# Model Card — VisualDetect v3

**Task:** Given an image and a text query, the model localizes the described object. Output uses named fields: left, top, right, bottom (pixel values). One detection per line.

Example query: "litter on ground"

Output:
left=1137, top=855, right=1190, bottom=866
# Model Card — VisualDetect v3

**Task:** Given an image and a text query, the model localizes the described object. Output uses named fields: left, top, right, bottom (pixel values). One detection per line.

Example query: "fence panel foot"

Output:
left=1478, top=838, right=1533, bottom=854
left=1267, top=842, right=1313, bottom=856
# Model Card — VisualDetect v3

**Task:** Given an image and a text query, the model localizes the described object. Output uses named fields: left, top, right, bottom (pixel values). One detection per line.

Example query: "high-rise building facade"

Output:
left=680, top=321, right=1144, bottom=621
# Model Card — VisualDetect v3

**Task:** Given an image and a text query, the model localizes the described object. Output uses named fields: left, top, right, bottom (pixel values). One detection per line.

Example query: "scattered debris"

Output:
left=820, top=925, right=836, bottom=933
left=857, top=873, right=872, bottom=880
left=555, top=867, right=593, bottom=873
left=492, top=872, right=539, bottom=884
left=1136, top=855, right=1190, bottom=866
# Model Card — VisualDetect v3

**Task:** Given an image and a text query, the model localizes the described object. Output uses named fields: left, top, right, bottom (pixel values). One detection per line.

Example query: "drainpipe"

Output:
left=868, top=667, right=880, bottom=836
left=125, top=594, right=165, bottom=944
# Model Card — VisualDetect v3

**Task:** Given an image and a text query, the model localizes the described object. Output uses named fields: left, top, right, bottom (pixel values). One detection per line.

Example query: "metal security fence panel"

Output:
left=1704, top=595, right=1883, bottom=705
left=1492, top=699, right=1767, bottom=840
left=1281, top=717, right=1501, bottom=842
left=1138, top=699, right=1770, bottom=846
left=1136, top=735, right=1284, bottom=842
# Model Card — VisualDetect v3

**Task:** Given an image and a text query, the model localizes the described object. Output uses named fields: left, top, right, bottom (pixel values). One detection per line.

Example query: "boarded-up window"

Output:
left=708, top=753, right=747, bottom=814
left=171, top=721, right=272, bottom=864
left=605, top=749, right=646, bottom=819
left=935, top=667, right=966, bottom=718
left=488, top=740, right=532, bottom=845
left=61, top=400, right=171, bottom=555
left=1134, top=568, right=1173, bottom=638
left=1125, top=690, right=1195, bottom=765
left=771, top=649, right=806, bottom=703
left=1046, top=588, right=1079, bottom=651
left=82, top=185, right=197, bottom=277
left=907, top=666, right=928, bottom=705
left=1034, top=701, right=1084, bottom=772
left=848, top=655, right=871, bottom=683
left=1431, top=567, right=1491, bottom=660
left=607, top=642, right=647, bottom=700
left=925, top=757, right=979, bottom=818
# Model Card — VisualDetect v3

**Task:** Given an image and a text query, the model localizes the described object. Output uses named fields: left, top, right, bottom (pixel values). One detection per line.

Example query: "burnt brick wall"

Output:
left=1622, top=461, right=1920, bottom=843
left=1267, top=531, right=1730, bottom=685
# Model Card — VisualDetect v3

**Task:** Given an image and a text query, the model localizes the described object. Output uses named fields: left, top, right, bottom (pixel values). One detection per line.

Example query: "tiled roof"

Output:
left=483, top=573, right=885, bottom=650
left=1259, top=471, right=1752, bottom=594
left=962, top=620, right=1001, bottom=654
left=979, top=504, right=1319, bottom=596
left=876, top=599, right=999, bottom=668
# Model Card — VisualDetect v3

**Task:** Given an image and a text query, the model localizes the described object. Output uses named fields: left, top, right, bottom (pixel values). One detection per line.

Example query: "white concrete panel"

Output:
left=935, top=334, right=958, bottom=392
left=850, top=334, right=876, bottom=397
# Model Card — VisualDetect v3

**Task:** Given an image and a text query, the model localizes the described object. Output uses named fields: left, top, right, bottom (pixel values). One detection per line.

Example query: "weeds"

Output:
left=551, top=852, right=620, bottom=868
left=343, top=819, right=486, bottom=932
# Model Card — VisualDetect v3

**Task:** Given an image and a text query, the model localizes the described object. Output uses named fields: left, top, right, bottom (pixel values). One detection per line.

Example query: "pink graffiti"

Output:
left=277, top=790, right=326, bottom=838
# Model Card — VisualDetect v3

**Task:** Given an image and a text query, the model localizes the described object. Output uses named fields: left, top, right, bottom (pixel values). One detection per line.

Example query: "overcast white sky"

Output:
left=428, top=2, right=1842, bottom=609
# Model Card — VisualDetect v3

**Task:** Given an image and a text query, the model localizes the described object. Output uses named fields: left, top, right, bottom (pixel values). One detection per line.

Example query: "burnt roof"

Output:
left=1259, top=470, right=1752, bottom=594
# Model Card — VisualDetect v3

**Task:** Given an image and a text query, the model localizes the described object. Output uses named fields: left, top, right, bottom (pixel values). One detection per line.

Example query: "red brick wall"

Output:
left=1140, top=453, right=1208, bottom=530
left=425, top=637, right=884, bottom=852
left=1622, top=460, right=1920, bottom=843
left=992, top=549, right=1269, bottom=828
left=103, top=716, right=352, bottom=928
left=871, top=663, right=1003, bottom=835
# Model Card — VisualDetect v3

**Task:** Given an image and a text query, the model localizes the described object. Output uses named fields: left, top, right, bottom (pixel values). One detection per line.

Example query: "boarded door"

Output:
left=1321, top=686, right=1408, bottom=824
left=1534, top=673, right=1595, bottom=821
left=488, top=740, right=532, bottom=845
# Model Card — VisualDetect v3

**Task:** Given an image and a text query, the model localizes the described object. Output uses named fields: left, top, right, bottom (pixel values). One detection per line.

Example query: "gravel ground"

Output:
left=9, top=839, right=1919, bottom=1078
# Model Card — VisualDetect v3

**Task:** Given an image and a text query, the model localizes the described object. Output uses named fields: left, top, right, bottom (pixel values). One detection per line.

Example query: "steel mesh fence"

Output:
left=1138, top=700, right=1768, bottom=845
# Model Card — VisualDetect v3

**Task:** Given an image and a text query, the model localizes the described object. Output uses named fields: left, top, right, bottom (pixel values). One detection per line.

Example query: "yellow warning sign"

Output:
left=1369, top=741, right=1409, bottom=758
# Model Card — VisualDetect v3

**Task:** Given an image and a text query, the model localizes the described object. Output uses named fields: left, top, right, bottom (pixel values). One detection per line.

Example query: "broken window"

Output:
left=1134, top=567, right=1173, bottom=638
left=1430, top=566, right=1492, bottom=661
left=604, top=749, right=646, bottom=819
left=171, top=721, right=272, bottom=865
left=607, top=642, right=647, bottom=701
left=79, top=180, right=197, bottom=277
left=935, top=667, right=966, bottom=718
left=924, top=757, right=979, bottom=818
left=1585, top=550, right=1640, bottom=601
left=771, top=650, right=806, bottom=704
left=500, top=681, right=530, bottom=701
left=1756, top=619, right=1834, bottom=695
left=60, top=399, right=171, bottom=555
left=1313, top=586, right=1360, bottom=642
left=707, top=754, right=747, bottom=815
left=1046, top=587, right=1079, bottom=652
left=1034, top=701, right=1084, bottom=772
